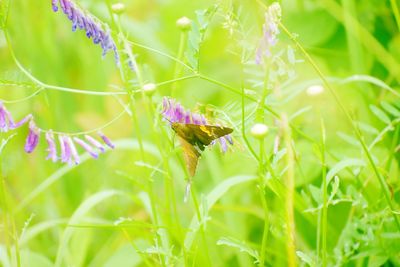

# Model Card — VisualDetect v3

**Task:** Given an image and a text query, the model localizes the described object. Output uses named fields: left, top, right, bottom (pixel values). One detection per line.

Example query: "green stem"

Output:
left=191, top=187, right=212, bottom=266
left=127, top=40, right=194, bottom=73
left=320, top=117, right=328, bottom=267
left=3, top=30, right=126, bottom=96
left=0, top=175, right=11, bottom=263
left=390, top=0, right=400, bottom=32
left=171, top=30, right=189, bottom=96
left=282, top=115, right=296, bottom=267
left=258, top=138, right=269, bottom=266
left=239, top=69, right=259, bottom=161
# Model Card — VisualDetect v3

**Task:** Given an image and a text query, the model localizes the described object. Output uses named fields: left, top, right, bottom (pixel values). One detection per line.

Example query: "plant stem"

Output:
left=258, top=138, right=269, bottom=266
left=171, top=30, right=189, bottom=96
left=320, top=117, right=328, bottom=267
left=390, top=0, right=400, bottom=32
left=282, top=114, right=296, bottom=267
left=191, top=187, right=212, bottom=266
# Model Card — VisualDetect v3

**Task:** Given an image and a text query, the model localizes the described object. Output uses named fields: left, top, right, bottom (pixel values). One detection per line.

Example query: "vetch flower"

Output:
left=24, top=120, right=40, bottom=153
left=0, top=102, right=30, bottom=132
left=51, top=0, right=58, bottom=11
left=162, top=97, right=233, bottom=152
left=85, top=135, right=105, bottom=153
left=0, top=100, right=116, bottom=163
left=255, top=2, right=281, bottom=64
left=0, top=102, right=12, bottom=132
left=67, top=136, right=80, bottom=165
left=52, top=0, right=120, bottom=65
left=10, top=114, right=33, bottom=130
left=98, top=132, right=115, bottom=149
left=162, top=98, right=207, bottom=125
left=74, top=137, right=98, bottom=159
left=59, top=135, right=71, bottom=163
left=45, top=130, right=58, bottom=162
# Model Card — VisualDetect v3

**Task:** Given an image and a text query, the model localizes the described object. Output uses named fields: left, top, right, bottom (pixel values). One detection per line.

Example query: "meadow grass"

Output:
left=0, top=0, right=400, bottom=266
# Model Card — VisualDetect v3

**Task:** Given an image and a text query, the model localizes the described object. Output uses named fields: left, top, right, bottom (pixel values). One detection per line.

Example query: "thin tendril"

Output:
left=40, top=108, right=128, bottom=136
left=126, top=40, right=195, bottom=73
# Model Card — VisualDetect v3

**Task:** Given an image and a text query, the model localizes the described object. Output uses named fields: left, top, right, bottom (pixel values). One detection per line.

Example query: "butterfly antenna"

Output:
left=184, top=179, right=192, bottom=203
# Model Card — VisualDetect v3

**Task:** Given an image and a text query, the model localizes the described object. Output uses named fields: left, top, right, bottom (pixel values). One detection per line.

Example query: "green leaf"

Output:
left=308, top=184, right=322, bottom=204
left=326, top=158, right=366, bottom=183
left=283, top=9, right=338, bottom=46
left=103, top=244, right=142, bottom=267
left=217, top=237, right=259, bottom=263
left=0, top=245, right=11, bottom=267
left=185, top=5, right=218, bottom=70
left=381, top=101, right=400, bottom=117
left=356, top=121, right=379, bottom=136
left=341, top=75, right=400, bottom=98
left=328, top=176, right=340, bottom=202
left=20, top=250, right=53, bottom=267
left=369, top=105, right=391, bottom=124
left=55, top=190, right=129, bottom=266
left=337, top=132, right=361, bottom=147
left=184, top=175, right=257, bottom=250
left=296, top=251, right=315, bottom=266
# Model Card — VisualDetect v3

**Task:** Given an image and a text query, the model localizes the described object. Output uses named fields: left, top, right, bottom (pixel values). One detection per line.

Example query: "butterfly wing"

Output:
left=185, top=124, right=233, bottom=146
left=177, top=136, right=200, bottom=177
left=172, top=123, right=233, bottom=176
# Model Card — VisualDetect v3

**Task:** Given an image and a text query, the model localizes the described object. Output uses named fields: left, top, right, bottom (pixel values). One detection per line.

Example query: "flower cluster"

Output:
left=0, top=102, right=32, bottom=132
left=0, top=101, right=114, bottom=164
left=255, top=2, right=281, bottom=64
left=162, top=97, right=233, bottom=152
left=51, top=0, right=120, bottom=65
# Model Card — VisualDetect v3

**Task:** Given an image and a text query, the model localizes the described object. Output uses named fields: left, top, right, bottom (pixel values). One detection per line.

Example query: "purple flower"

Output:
left=0, top=103, right=11, bottom=132
left=74, top=137, right=98, bottom=159
left=67, top=137, right=80, bottom=165
left=162, top=97, right=233, bottom=152
left=24, top=120, right=40, bottom=153
left=45, top=130, right=58, bottom=162
left=255, top=3, right=281, bottom=64
left=0, top=102, right=33, bottom=132
left=0, top=102, right=23, bottom=132
left=59, top=135, right=71, bottom=163
left=85, top=135, right=105, bottom=153
left=10, top=114, right=33, bottom=129
left=52, top=0, right=58, bottom=12
left=98, top=132, right=115, bottom=149
left=51, top=0, right=119, bottom=65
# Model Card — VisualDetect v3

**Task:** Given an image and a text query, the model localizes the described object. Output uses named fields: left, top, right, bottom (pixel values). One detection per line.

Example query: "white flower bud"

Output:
left=251, top=123, right=269, bottom=139
left=112, top=3, right=126, bottom=15
left=306, top=84, right=324, bottom=96
left=142, top=83, right=157, bottom=96
left=176, top=17, right=192, bottom=31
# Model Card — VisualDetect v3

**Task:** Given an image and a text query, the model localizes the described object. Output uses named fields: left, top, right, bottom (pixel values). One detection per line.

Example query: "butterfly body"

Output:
left=171, top=122, right=233, bottom=176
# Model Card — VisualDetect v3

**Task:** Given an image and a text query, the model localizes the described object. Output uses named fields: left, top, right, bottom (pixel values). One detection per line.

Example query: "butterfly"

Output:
left=171, top=123, right=233, bottom=176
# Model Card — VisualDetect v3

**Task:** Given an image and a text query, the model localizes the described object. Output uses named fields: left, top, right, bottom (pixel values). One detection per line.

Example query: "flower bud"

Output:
left=306, top=84, right=324, bottom=96
left=251, top=123, right=269, bottom=139
left=176, top=17, right=192, bottom=31
left=112, top=3, right=126, bottom=15
left=142, top=83, right=157, bottom=96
